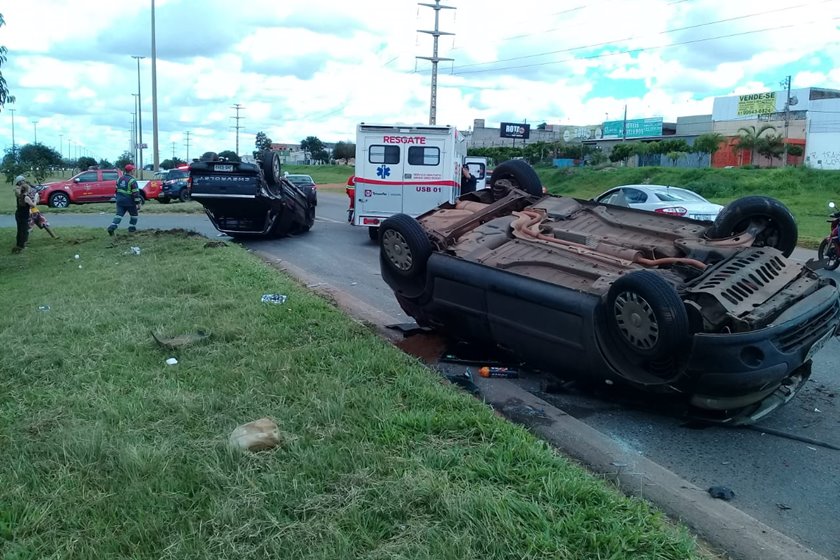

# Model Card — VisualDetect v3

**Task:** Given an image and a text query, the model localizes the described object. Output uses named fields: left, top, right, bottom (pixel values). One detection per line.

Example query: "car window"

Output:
left=596, top=189, right=620, bottom=204
left=76, top=172, right=99, bottom=182
left=651, top=189, right=707, bottom=203
left=622, top=188, right=648, bottom=204
left=102, top=171, right=119, bottom=181
left=369, top=145, right=400, bottom=164
left=408, top=146, right=440, bottom=166
left=153, top=172, right=165, bottom=180
left=169, top=170, right=189, bottom=179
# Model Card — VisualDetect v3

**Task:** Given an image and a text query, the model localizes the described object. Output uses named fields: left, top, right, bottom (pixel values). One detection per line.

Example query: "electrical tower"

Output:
left=231, top=104, right=245, bottom=156
left=184, top=131, right=191, bottom=161
left=417, top=1, right=454, bottom=125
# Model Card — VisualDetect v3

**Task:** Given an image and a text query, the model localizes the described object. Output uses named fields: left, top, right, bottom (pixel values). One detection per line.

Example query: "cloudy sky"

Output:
left=1, top=0, right=839, bottom=164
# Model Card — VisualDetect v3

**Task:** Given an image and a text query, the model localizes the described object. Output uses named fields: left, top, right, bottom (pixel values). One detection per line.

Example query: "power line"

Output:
left=452, top=17, right=840, bottom=76
left=448, top=0, right=832, bottom=72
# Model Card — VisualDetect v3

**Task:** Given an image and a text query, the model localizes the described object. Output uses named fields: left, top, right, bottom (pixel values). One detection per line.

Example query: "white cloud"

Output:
left=1, top=0, right=839, bottom=161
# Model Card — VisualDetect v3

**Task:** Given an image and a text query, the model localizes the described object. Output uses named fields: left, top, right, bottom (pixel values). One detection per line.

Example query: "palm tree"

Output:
left=736, top=125, right=776, bottom=166
left=692, top=132, right=725, bottom=167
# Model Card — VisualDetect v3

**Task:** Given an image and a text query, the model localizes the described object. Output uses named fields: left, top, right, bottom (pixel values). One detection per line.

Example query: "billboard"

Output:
left=500, top=122, right=531, bottom=139
left=737, top=92, right=776, bottom=116
left=602, top=117, right=663, bottom=139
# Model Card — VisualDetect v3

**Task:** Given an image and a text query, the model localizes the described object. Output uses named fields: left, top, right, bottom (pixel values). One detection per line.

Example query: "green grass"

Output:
left=283, top=164, right=354, bottom=186
left=0, top=229, right=709, bottom=560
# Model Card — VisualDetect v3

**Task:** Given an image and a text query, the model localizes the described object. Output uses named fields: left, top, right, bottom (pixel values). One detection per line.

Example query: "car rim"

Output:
left=272, top=157, right=281, bottom=182
left=55, top=195, right=68, bottom=208
left=382, top=229, right=412, bottom=271
left=613, top=291, right=659, bottom=350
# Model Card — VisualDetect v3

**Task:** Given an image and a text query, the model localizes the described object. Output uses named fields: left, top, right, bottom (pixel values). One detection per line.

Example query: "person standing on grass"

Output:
left=107, top=163, right=142, bottom=236
left=12, top=175, right=37, bottom=253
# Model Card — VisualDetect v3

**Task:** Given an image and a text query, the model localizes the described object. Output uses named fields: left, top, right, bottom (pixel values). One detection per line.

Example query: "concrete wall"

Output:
left=805, top=98, right=840, bottom=170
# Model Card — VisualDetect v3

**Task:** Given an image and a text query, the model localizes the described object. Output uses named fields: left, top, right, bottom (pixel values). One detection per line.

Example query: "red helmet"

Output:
left=125, top=163, right=135, bottom=172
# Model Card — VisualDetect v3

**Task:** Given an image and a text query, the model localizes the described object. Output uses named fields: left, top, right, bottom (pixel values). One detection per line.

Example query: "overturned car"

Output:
left=189, top=151, right=315, bottom=238
left=380, top=160, right=840, bottom=423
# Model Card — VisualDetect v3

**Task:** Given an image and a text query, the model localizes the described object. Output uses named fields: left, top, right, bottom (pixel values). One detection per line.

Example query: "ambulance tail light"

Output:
left=363, top=218, right=381, bottom=225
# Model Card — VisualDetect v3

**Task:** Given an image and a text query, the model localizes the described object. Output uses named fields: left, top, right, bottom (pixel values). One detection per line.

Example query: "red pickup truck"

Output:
left=37, top=168, right=123, bottom=208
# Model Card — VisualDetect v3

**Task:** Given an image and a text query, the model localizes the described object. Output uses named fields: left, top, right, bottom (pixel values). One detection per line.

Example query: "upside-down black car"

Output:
left=379, top=160, right=840, bottom=424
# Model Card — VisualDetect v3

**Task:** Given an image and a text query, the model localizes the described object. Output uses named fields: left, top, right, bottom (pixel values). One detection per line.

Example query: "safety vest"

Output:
left=116, top=175, right=138, bottom=197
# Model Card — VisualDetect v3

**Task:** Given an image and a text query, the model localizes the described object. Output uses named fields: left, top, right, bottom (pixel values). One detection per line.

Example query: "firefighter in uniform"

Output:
left=107, top=163, right=142, bottom=235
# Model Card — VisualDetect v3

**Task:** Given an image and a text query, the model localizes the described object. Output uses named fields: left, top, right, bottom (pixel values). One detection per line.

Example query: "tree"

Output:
left=332, top=141, right=355, bottom=161
left=98, top=158, right=114, bottom=169
left=217, top=150, right=241, bottom=162
left=692, top=133, right=725, bottom=166
left=160, top=157, right=186, bottom=170
left=1, top=146, right=24, bottom=183
left=756, top=134, right=785, bottom=165
left=254, top=131, right=273, bottom=157
left=0, top=14, right=16, bottom=110
left=300, top=136, right=325, bottom=162
left=736, top=125, right=776, bottom=166
left=6, top=143, right=62, bottom=183
left=115, top=151, right=134, bottom=169
left=77, top=156, right=97, bottom=170
left=609, top=142, right=637, bottom=163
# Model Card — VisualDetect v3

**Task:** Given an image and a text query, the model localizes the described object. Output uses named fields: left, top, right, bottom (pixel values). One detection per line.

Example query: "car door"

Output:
left=96, top=170, right=120, bottom=201
left=71, top=171, right=102, bottom=202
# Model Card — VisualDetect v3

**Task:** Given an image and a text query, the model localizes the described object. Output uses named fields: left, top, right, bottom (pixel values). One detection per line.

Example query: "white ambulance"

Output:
left=353, top=123, right=485, bottom=240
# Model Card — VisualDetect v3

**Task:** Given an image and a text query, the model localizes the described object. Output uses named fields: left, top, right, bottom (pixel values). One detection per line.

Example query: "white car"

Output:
left=594, top=184, right=723, bottom=221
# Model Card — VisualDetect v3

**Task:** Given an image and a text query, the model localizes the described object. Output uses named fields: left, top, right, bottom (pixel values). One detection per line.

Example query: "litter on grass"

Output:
left=165, top=357, right=178, bottom=366
left=261, top=294, right=288, bottom=304
left=38, top=305, right=50, bottom=312
left=152, top=330, right=210, bottom=349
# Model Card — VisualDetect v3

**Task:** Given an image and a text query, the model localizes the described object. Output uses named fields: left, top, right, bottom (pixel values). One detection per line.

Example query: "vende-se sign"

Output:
left=500, top=122, right=530, bottom=139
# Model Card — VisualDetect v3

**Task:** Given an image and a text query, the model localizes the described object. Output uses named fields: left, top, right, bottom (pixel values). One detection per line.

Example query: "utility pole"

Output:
left=184, top=131, right=191, bottom=161
left=8, top=108, right=15, bottom=152
left=231, top=104, right=245, bottom=155
left=781, top=75, right=792, bottom=167
left=32, top=120, right=39, bottom=144
left=171, top=141, right=176, bottom=159
left=132, top=55, right=145, bottom=175
left=151, top=0, right=160, bottom=174
left=622, top=105, right=628, bottom=141
left=417, top=1, right=454, bottom=125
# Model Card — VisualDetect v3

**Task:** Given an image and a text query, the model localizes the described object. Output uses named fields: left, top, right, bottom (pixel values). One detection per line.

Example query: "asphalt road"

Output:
left=4, top=194, right=838, bottom=558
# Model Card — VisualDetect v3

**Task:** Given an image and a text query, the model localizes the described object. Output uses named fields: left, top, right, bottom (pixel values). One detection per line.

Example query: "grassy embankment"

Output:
left=0, top=229, right=710, bottom=559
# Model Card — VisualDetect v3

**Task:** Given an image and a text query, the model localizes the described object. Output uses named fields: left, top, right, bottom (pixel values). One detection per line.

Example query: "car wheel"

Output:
left=139, top=192, right=147, bottom=202
left=49, top=192, right=70, bottom=208
left=606, top=271, right=689, bottom=361
left=379, top=214, right=432, bottom=280
left=368, top=226, right=380, bottom=242
left=488, top=159, right=543, bottom=197
left=261, top=151, right=282, bottom=186
left=706, top=196, right=798, bottom=257
left=179, top=189, right=190, bottom=203
left=200, top=152, right=218, bottom=162
left=818, top=238, right=840, bottom=271
left=159, top=197, right=171, bottom=204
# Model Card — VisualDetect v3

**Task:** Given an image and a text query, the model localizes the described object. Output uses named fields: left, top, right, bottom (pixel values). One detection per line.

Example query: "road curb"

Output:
left=253, top=247, right=827, bottom=560
left=471, top=378, right=827, bottom=560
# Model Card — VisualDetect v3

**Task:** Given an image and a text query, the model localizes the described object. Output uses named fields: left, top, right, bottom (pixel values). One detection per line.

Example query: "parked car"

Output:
left=594, top=184, right=723, bottom=221
left=139, top=171, right=165, bottom=202
left=284, top=173, right=317, bottom=205
left=379, top=159, right=840, bottom=425
left=160, top=167, right=191, bottom=203
left=37, top=168, right=123, bottom=208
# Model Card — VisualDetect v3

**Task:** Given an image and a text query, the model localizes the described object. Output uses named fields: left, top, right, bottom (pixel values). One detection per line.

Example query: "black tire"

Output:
left=606, top=271, right=689, bottom=361
left=200, top=151, right=218, bottom=162
left=818, top=238, right=840, bottom=271
left=139, top=192, right=147, bottom=202
left=488, top=159, right=543, bottom=196
left=379, top=214, right=432, bottom=280
left=261, top=151, right=282, bottom=186
left=707, top=196, right=798, bottom=257
left=368, top=226, right=380, bottom=242
left=178, top=188, right=190, bottom=203
left=49, top=192, right=70, bottom=208
left=159, top=197, right=171, bottom=204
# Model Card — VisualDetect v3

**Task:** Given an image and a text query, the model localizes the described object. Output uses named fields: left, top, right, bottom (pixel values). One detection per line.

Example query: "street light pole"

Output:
left=132, top=94, right=140, bottom=165
left=132, top=55, right=145, bottom=177
left=151, top=0, right=160, bottom=173
left=8, top=108, right=15, bottom=152
left=32, top=120, right=39, bottom=144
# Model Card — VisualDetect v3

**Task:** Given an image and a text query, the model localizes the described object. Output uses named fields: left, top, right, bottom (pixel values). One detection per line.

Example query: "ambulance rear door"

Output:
left=400, top=130, right=455, bottom=217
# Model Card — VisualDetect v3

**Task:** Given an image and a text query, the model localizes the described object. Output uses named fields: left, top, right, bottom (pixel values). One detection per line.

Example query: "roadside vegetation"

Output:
left=0, top=229, right=708, bottom=559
